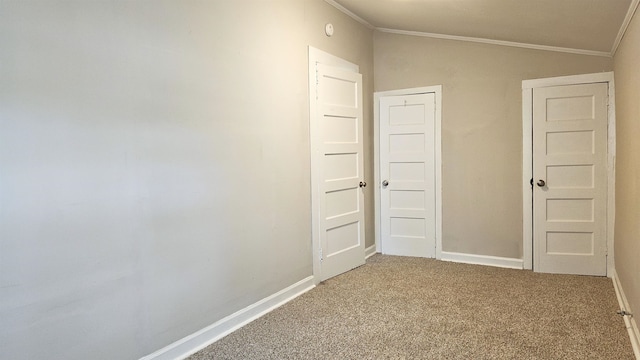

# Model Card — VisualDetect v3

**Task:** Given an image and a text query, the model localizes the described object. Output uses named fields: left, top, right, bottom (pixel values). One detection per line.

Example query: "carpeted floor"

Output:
left=189, top=255, right=635, bottom=359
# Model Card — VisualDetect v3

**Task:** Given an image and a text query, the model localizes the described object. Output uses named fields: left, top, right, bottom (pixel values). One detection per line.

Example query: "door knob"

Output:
left=382, top=180, right=389, bottom=187
left=359, top=181, right=367, bottom=188
left=537, top=179, right=546, bottom=187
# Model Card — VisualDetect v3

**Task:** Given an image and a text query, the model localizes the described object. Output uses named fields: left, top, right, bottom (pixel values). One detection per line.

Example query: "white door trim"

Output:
left=521, top=72, right=616, bottom=276
left=374, top=86, right=443, bottom=259
left=308, top=47, right=360, bottom=285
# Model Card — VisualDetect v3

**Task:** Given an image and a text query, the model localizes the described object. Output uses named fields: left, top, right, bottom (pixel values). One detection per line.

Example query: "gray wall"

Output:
left=374, top=32, right=612, bottom=258
left=0, top=1, right=374, bottom=359
left=613, top=6, right=640, bottom=341
left=3, top=1, right=636, bottom=359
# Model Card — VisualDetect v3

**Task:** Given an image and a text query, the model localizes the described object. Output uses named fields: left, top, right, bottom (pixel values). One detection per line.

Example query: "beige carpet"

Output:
left=189, top=255, right=634, bottom=359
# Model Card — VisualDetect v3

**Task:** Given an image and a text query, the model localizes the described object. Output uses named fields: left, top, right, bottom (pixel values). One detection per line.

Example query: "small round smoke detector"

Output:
left=325, top=23, right=334, bottom=37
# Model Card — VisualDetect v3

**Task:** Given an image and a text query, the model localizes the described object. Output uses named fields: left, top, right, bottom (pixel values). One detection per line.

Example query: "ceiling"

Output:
left=330, top=0, right=637, bottom=56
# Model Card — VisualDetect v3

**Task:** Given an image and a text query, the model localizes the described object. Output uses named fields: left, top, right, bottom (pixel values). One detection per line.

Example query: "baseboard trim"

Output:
left=440, top=251, right=524, bottom=270
left=612, top=269, right=640, bottom=359
left=365, top=245, right=377, bottom=259
left=139, top=276, right=316, bottom=360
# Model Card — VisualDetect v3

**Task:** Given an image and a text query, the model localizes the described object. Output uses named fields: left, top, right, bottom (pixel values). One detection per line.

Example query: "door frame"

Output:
left=521, top=72, right=616, bottom=275
left=374, top=86, right=443, bottom=259
left=308, top=46, right=361, bottom=284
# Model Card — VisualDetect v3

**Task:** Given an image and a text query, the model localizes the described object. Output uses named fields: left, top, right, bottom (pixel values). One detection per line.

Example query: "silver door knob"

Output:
left=382, top=180, right=389, bottom=187
left=537, top=179, right=546, bottom=187
left=359, top=181, right=367, bottom=188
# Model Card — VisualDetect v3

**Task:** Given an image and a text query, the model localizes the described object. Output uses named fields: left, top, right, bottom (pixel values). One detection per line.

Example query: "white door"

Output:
left=533, top=82, right=608, bottom=276
left=379, top=93, right=436, bottom=257
left=312, top=63, right=365, bottom=281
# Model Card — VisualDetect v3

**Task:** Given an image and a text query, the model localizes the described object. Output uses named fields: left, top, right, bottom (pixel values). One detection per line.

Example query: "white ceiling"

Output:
left=329, top=0, right=638, bottom=56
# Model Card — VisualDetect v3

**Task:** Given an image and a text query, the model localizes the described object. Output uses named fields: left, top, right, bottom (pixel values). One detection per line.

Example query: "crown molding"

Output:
left=324, top=0, right=375, bottom=29
left=611, top=0, right=640, bottom=56
left=377, top=28, right=612, bottom=58
left=325, top=0, right=627, bottom=58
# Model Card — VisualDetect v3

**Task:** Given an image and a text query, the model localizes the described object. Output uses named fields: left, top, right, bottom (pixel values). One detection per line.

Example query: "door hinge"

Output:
left=319, top=248, right=323, bottom=262
left=315, top=62, right=319, bottom=100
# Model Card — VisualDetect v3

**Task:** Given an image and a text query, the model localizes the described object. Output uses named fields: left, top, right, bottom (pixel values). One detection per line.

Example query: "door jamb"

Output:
left=308, top=47, right=360, bottom=285
left=373, top=86, right=443, bottom=259
left=521, top=72, right=616, bottom=276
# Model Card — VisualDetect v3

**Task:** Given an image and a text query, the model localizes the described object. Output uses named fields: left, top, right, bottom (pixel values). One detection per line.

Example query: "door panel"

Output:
left=533, top=83, right=607, bottom=276
left=316, top=64, right=365, bottom=281
left=380, top=93, right=436, bottom=258
left=546, top=165, right=593, bottom=188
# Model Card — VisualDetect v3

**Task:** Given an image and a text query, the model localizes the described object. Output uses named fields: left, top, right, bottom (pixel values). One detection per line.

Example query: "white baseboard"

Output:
left=611, top=269, right=640, bottom=359
left=440, top=251, right=524, bottom=270
left=365, top=245, right=377, bottom=259
left=139, top=276, right=316, bottom=360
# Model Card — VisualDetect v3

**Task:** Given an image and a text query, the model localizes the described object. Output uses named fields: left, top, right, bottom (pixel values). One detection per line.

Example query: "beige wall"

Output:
left=374, top=32, right=612, bottom=258
left=613, top=6, right=640, bottom=339
left=0, top=1, right=373, bottom=359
